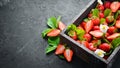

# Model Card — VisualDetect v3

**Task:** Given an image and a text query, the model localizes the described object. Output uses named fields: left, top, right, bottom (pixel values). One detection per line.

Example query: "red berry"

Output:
left=55, top=44, right=65, bottom=55
left=115, top=20, right=120, bottom=28
left=89, top=30, right=103, bottom=38
left=98, top=5, right=104, bottom=11
left=108, top=26, right=117, bottom=34
left=107, top=33, right=120, bottom=40
left=92, top=18, right=100, bottom=25
left=110, top=2, right=120, bottom=12
left=104, top=1, right=111, bottom=8
left=85, top=20, right=93, bottom=33
left=99, top=43, right=111, bottom=52
left=64, top=49, right=73, bottom=62
left=83, top=33, right=92, bottom=42
left=47, top=29, right=60, bottom=37
left=58, top=21, right=66, bottom=30
left=88, top=43, right=97, bottom=51
left=93, top=26, right=100, bottom=30
left=99, top=12, right=104, bottom=18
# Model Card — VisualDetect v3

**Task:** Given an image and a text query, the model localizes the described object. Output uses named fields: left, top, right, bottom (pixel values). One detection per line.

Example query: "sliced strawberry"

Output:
left=99, top=12, right=104, bottom=18
left=55, top=44, right=65, bottom=55
left=85, top=20, right=93, bottom=33
left=88, top=43, right=97, bottom=51
left=115, top=20, right=120, bottom=28
left=83, top=33, right=92, bottom=42
left=64, top=49, right=73, bottom=62
left=58, top=21, right=66, bottom=30
left=99, top=43, right=111, bottom=52
left=104, top=1, right=111, bottom=8
left=68, top=30, right=77, bottom=40
left=93, top=26, right=100, bottom=30
left=108, top=26, right=117, bottom=34
left=81, top=41, right=89, bottom=48
left=89, top=30, right=103, bottom=38
left=110, top=2, right=120, bottom=12
left=92, top=18, right=100, bottom=25
left=107, top=33, right=120, bottom=40
left=47, top=29, right=60, bottom=37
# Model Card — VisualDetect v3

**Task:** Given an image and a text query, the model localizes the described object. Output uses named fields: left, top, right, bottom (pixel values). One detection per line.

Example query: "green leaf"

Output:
left=104, top=9, right=111, bottom=17
left=92, top=9, right=99, bottom=17
left=67, top=24, right=76, bottom=31
left=76, top=28, right=85, bottom=40
left=105, top=49, right=113, bottom=56
left=100, top=18, right=106, bottom=24
left=41, top=29, right=52, bottom=38
left=114, top=10, right=120, bottom=19
left=58, top=55, right=65, bottom=59
left=47, top=17, right=58, bottom=28
left=48, top=36, right=60, bottom=46
left=57, top=16, right=61, bottom=22
left=111, top=37, right=120, bottom=49
left=45, top=45, right=57, bottom=54
left=84, top=18, right=89, bottom=22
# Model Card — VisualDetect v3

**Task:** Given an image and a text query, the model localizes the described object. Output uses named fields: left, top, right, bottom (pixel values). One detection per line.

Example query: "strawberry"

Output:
left=92, top=18, right=100, bottom=25
left=81, top=41, right=89, bottom=48
left=58, top=21, right=66, bottom=30
left=93, top=26, right=100, bottom=30
left=107, top=33, right=120, bottom=40
left=55, top=44, right=65, bottom=55
left=108, top=26, right=117, bottom=34
left=83, top=33, right=92, bottom=42
left=99, top=12, right=104, bottom=18
left=104, top=1, right=111, bottom=8
left=98, top=4, right=104, bottom=11
left=110, top=2, right=120, bottom=12
left=106, top=16, right=114, bottom=23
left=85, top=20, right=93, bottom=33
left=88, top=13, right=92, bottom=18
left=89, top=30, right=103, bottom=38
left=80, top=21, right=86, bottom=29
left=99, top=43, right=111, bottom=52
left=68, top=30, right=77, bottom=40
left=47, top=29, right=60, bottom=37
left=105, top=32, right=110, bottom=38
left=64, top=49, right=73, bottom=62
left=115, top=20, right=120, bottom=28
left=88, top=43, right=97, bottom=51
left=91, top=40, right=101, bottom=46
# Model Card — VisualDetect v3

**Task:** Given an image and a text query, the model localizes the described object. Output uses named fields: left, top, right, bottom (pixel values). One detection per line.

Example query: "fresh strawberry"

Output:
left=104, top=1, right=111, bottom=8
left=92, top=18, right=100, bottom=25
left=99, top=12, right=104, bottom=18
left=80, top=21, right=86, bottom=29
left=85, top=20, right=93, bottom=33
left=68, top=30, right=77, bottom=40
left=47, top=29, right=60, bottom=37
left=81, top=41, right=89, bottom=48
left=110, top=2, right=120, bottom=12
left=107, top=33, right=120, bottom=40
left=83, top=33, right=92, bottom=42
left=99, top=43, right=111, bottom=52
left=93, top=26, right=100, bottom=30
left=88, top=13, right=92, bottom=18
left=98, top=4, right=104, bottom=11
left=88, top=43, right=97, bottom=51
left=108, top=26, right=117, bottom=34
left=64, top=49, right=73, bottom=62
left=105, top=32, right=110, bottom=38
left=106, top=16, right=114, bottom=23
left=58, top=21, right=66, bottom=30
left=89, top=30, right=103, bottom=38
left=55, top=44, right=65, bottom=55
left=115, top=20, right=120, bottom=28
left=91, top=40, right=101, bottom=46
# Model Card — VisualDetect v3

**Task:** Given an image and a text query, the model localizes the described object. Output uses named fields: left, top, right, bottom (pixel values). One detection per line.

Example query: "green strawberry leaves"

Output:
left=100, top=18, right=106, bottom=24
left=111, top=37, right=120, bottom=49
left=92, top=8, right=99, bottom=17
left=104, top=9, right=111, bottom=17
left=42, top=29, right=52, bottom=38
left=47, top=17, right=58, bottom=28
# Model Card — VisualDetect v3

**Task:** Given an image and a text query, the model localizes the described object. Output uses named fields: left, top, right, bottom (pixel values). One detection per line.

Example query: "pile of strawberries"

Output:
left=67, top=1, right=120, bottom=59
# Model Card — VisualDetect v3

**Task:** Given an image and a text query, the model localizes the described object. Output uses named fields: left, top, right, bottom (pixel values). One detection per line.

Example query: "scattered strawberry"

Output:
left=47, top=29, right=60, bottom=37
left=107, top=33, right=120, bottom=40
left=85, top=20, right=93, bottom=33
left=58, top=21, right=66, bottom=30
left=93, top=26, right=100, bottom=30
left=83, top=33, right=92, bottom=42
left=64, top=48, right=73, bottom=62
left=92, top=18, right=100, bottom=25
left=99, top=43, right=111, bottom=52
left=104, top=1, right=111, bottom=8
left=108, top=26, right=117, bottom=34
left=115, top=20, right=120, bottom=28
left=55, top=44, right=65, bottom=55
left=88, top=43, right=97, bottom=51
left=110, top=2, right=120, bottom=12
left=89, top=30, right=103, bottom=38
left=99, top=12, right=104, bottom=18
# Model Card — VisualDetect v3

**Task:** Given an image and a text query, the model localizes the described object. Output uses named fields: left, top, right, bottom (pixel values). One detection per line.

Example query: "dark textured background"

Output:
left=0, top=0, right=120, bottom=68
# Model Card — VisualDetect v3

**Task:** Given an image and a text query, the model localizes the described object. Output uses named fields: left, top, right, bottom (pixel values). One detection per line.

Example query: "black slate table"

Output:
left=0, top=0, right=120, bottom=68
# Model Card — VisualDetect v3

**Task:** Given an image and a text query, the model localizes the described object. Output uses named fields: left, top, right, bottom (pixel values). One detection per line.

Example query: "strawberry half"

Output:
left=88, top=43, right=97, bottom=51
left=47, top=29, right=60, bottom=37
left=89, top=30, right=103, bottom=38
left=99, top=12, right=104, bottom=18
left=107, top=33, right=120, bottom=40
left=64, top=49, right=73, bottom=62
left=115, top=20, right=120, bottom=28
left=58, top=21, right=66, bottom=30
left=55, top=44, right=65, bottom=55
left=85, top=20, right=93, bottom=33
left=110, top=2, right=120, bottom=12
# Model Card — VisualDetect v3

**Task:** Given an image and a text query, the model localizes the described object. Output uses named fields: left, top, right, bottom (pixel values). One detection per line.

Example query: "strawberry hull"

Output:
left=60, top=0, right=120, bottom=68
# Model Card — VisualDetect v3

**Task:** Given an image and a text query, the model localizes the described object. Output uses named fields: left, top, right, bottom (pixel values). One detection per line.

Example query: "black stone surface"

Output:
left=0, top=0, right=120, bottom=68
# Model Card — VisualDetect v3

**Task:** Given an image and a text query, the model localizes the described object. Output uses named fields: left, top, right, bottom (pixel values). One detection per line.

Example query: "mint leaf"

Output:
left=45, top=45, right=57, bottom=54
left=42, top=29, right=52, bottom=38
left=104, top=9, right=111, bottom=17
left=92, top=9, right=99, bottom=17
left=47, top=17, right=58, bottom=28
left=111, top=37, right=120, bottom=49
left=48, top=36, right=60, bottom=46
left=100, top=18, right=106, bottom=24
